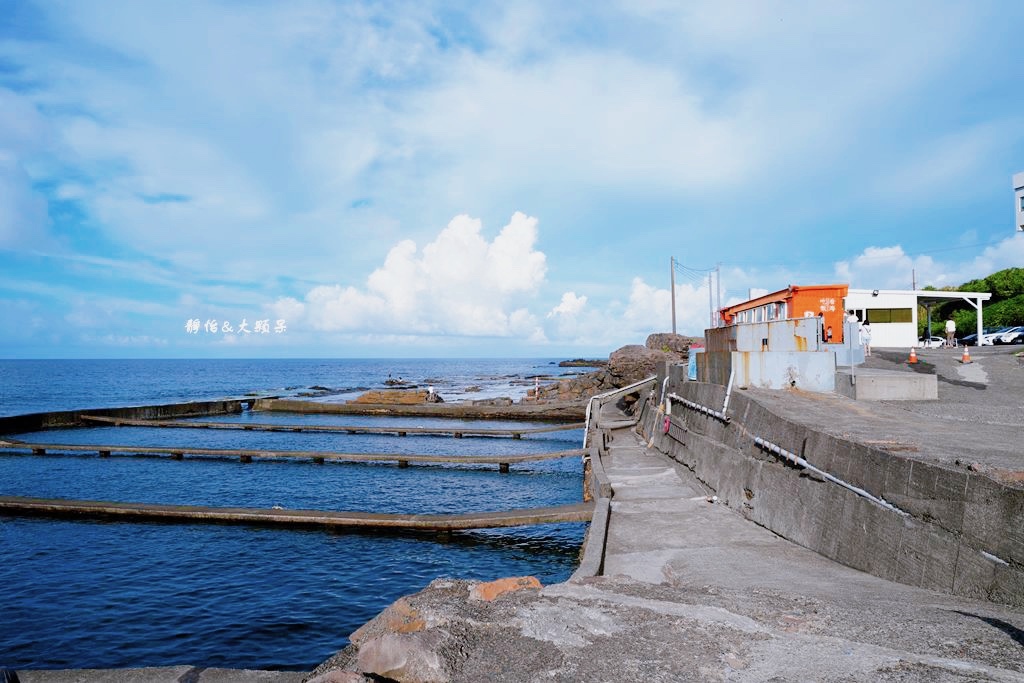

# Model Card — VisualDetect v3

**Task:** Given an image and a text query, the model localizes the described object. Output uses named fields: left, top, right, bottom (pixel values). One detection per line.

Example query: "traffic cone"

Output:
left=961, top=346, right=971, bottom=364
left=907, top=347, right=918, bottom=364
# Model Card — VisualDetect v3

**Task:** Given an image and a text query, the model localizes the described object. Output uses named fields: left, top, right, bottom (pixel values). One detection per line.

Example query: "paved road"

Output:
left=746, top=346, right=1023, bottom=476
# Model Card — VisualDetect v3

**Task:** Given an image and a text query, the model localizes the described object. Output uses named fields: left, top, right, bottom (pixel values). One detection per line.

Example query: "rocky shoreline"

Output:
left=527, top=333, right=698, bottom=403
left=340, top=333, right=699, bottom=409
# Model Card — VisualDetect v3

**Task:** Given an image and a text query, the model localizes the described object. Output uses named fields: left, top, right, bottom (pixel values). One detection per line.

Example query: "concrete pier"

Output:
left=255, top=397, right=587, bottom=421
left=80, top=414, right=584, bottom=438
left=0, top=440, right=583, bottom=469
left=305, top=391, right=1024, bottom=681
left=0, top=496, right=593, bottom=531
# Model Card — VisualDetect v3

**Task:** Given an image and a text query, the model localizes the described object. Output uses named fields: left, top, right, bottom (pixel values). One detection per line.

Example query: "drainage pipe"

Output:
left=753, top=436, right=906, bottom=516
left=667, top=392, right=730, bottom=423
left=721, top=369, right=735, bottom=415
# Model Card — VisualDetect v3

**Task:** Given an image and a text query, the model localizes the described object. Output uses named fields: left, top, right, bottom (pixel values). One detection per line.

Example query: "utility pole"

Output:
left=912, top=268, right=916, bottom=290
left=670, top=256, right=677, bottom=335
left=708, top=272, right=714, bottom=329
left=716, top=263, right=722, bottom=327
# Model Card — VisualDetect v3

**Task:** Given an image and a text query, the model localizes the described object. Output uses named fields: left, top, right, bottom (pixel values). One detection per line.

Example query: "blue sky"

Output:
left=1, top=0, right=1022, bottom=358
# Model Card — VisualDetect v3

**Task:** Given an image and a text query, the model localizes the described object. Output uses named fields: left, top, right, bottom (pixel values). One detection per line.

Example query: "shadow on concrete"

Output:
left=874, top=350, right=987, bottom=390
left=952, top=610, right=1024, bottom=647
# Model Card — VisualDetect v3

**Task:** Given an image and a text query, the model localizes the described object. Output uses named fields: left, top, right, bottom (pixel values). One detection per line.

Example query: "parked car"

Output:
left=960, top=327, right=1003, bottom=346
left=981, top=327, right=1016, bottom=345
left=918, top=336, right=946, bottom=348
left=992, top=325, right=1024, bottom=344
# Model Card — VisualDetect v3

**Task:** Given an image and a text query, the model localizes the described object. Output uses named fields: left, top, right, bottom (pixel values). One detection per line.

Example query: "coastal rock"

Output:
left=469, top=397, right=513, bottom=406
left=530, top=333, right=699, bottom=403
left=645, top=333, right=697, bottom=355
left=469, top=576, right=542, bottom=602
left=351, top=390, right=431, bottom=405
left=350, top=597, right=427, bottom=641
left=355, top=631, right=448, bottom=683
left=305, top=672, right=369, bottom=683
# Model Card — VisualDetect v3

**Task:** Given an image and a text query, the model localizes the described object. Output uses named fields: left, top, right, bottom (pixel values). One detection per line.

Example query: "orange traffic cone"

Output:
left=907, top=347, right=918, bottom=364
left=961, top=346, right=971, bottom=364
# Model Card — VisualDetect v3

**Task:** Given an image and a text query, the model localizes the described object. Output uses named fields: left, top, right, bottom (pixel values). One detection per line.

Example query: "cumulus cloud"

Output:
left=547, top=292, right=588, bottom=318
left=834, top=234, right=1024, bottom=290
left=274, top=212, right=546, bottom=338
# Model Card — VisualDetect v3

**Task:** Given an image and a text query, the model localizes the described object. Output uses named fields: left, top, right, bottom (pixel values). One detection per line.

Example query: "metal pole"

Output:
left=708, top=272, right=714, bottom=329
left=716, top=263, right=721, bottom=328
left=670, top=257, right=677, bottom=336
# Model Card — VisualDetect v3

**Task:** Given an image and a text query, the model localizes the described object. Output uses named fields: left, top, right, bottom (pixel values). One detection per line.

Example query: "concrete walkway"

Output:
left=589, top=424, right=1024, bottom=681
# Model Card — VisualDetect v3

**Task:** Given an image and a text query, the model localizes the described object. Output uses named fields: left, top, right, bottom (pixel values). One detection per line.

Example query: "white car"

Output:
left=979, top=327, right=1013, bottom=346
left=992, top=326, right=1024, bottom=344
left=918, top=336, right=946, bottom=349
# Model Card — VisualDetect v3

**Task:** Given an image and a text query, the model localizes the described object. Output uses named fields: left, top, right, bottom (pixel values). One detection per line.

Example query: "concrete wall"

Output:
left=0, top=399, right=247, bottom=435
left=699, top=320, right=836, bottom=391
left=845, top=290, right=919, bottom=348
left=639, top=371, right=1023, bottom=607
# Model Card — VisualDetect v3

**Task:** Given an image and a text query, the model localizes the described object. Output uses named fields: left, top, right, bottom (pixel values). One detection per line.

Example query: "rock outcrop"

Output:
left=306, top=576, right=545, bottom=683
left=351, top=390, right=443, bottom=405
left=531, top=333, right=700, bottom=403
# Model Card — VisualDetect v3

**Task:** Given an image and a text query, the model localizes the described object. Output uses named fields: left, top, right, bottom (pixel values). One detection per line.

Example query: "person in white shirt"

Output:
left=945, top=318, right=956, bottom=347
left=860, top=321, right=872, bottom=357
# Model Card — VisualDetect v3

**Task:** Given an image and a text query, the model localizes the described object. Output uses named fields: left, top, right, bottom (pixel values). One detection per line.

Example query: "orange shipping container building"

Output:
left=719, top=284, right=850, bottom=342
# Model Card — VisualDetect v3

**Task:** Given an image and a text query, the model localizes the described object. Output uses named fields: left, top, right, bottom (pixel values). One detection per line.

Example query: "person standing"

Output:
left=860, top=321, right=872, bottom=357
left=945, top=317, right=956, bottom=347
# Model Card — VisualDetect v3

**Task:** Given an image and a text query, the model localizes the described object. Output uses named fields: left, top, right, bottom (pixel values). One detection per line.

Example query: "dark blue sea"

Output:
left=0, top=359, right=593, bottom=672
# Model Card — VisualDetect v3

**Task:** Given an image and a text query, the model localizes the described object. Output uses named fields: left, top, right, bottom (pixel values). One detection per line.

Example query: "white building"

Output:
left=1015, top=171, right=1024, bottom=231
left=845, top=289, right=991, bottom=348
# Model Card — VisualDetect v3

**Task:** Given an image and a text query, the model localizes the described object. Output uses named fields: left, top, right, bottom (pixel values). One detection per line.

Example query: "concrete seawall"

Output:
left=642, top=363, right=1023, bottom=606
left=0, top=399, right=247, bottom=435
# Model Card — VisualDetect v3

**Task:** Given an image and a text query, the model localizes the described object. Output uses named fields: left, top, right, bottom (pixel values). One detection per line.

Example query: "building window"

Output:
left=866, top=308, right=913, bottom=323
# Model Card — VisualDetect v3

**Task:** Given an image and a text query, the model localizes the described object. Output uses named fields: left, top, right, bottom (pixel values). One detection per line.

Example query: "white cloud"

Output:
left=276, top=212, right=547, bottom=338
left=547, top=292, right=588, bottom=318
left=834, top=234, right=1024, bottom=290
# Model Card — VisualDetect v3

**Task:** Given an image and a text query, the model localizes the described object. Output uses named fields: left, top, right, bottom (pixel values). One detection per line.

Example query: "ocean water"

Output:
left=0, top=359, right=593, bottom=671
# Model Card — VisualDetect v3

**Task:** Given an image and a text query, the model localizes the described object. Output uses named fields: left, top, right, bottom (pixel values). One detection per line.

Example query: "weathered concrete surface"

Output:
left=15, top=667, right=305, bottom=682
left=310, top=424, right=1024, bottom=682
left=79, top=414, right=583, bottom=438
left=807, top=346, right=1021, bottom=472
left=0, top=399, right=247, bottom=436
left=255, top=397, right=586, bottom=421
left=0, top=496, right=593, bottom=531
left=835, top=366, right=939, bottom=400
left=647, top=347, right=1023, bottom=606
